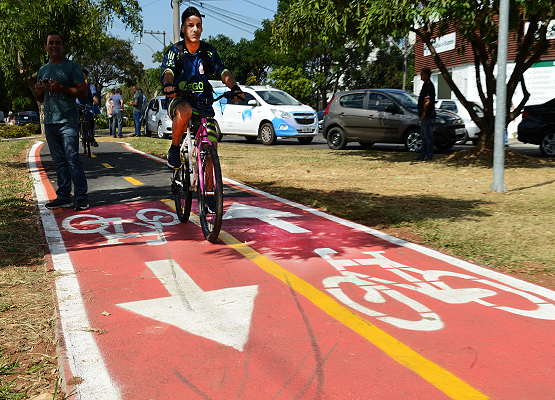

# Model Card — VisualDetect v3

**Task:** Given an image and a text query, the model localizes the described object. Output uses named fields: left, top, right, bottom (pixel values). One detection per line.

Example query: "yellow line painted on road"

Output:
left=102, top=163, right=113, bottom=168
left=124, top=177, right=143, bottom=185
left=91, top=153, right=96, bottom=158
left=161, top=199, right=488, bottom=400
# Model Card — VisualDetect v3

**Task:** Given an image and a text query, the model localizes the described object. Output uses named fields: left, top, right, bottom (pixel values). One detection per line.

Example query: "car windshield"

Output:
left=388, top=91, right=419, bottom=109
left=256, top=90, right=301, bottom=106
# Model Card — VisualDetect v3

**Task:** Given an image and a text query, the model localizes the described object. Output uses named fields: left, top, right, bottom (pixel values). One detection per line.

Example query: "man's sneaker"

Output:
left=167, top=145, right=181, bottom=169
left=45, top=198, right=73, bottom=210
left=74, top=198, right=90, bottom=211
left=92, top=140, right=99, bottom=147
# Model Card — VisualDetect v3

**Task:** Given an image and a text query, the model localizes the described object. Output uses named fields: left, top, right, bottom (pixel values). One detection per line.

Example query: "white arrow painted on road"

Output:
left=117, top=259, right=258, bottom=351
left=223, top=202, right=310, bottom=233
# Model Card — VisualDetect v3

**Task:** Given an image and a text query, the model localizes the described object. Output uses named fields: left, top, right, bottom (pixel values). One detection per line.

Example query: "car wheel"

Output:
left=157, top=122, right=166, bottom=139
left=259, top=122, right=277, bottom=145
left=245, top=136, right=257, bottom=143
left=327, top=127, right=347, bottom=150
left=540, top=132, right=555, bottom=157
left=144, top=123, right=151, bottom=137
left=404, top=129, right=421, bottom=152
left=435, top=141, right=456, bottom=151
left=359, top=142, right=374, bottom=149
left=298, top=137, right=313, bottom=145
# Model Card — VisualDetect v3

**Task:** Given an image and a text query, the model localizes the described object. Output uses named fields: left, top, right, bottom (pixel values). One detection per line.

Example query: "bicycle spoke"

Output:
left=197, top=144, right=223, bottom=242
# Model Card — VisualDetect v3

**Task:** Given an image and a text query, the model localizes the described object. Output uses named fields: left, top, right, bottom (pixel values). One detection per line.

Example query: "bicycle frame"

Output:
left=180, top=116, right=215, bottom=192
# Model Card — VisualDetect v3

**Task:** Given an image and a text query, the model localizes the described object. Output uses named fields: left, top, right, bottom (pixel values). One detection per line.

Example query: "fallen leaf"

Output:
left=101, top=310, right=111, bottom=316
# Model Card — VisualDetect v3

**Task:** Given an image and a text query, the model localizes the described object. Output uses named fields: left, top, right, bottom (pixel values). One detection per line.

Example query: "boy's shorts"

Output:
left=168, top=97, right=218, bottom=143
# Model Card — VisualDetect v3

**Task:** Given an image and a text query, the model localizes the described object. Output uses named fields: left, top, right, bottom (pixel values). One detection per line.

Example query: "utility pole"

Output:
left=491, top=0, right=509, bottom=192
left=172, top=0, right=180, bottom=44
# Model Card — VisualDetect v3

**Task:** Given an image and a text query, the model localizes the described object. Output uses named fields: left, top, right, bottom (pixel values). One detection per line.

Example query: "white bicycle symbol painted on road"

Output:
left=316, top=248, right=555, bottom=331
left=62, top=208, right=180, bottom=246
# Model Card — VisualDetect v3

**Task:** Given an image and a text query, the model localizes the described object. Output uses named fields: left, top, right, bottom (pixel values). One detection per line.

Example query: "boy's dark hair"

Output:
left=421, top=67, right=432, bottom=76
left=45, top=30, right=64, bottom=45
left=82, top=67, right=89, bottom=76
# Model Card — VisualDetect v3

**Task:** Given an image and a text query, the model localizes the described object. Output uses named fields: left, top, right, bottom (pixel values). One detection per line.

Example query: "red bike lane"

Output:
left=30, top=142, right=555, bottom=400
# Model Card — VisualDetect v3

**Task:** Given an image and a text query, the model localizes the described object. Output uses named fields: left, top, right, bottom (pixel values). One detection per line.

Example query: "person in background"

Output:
left=105, top=92, right=113, bottom=133
left=416, top=67, right=436, bottom=161
left=129, top=85, right=143, bottom=137
left=110, top=88, right=124, bottom=138
left=6, top=111, right=16, bottom=125
left=76, top=67, right=99, bottom=147
left=34, top=30, right=89, bottom=211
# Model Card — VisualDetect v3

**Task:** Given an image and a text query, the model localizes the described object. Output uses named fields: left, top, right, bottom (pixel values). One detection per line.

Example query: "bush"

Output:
left=0, top=124, right=40, bottom=138
left=94, top=114, right=109, bottom=129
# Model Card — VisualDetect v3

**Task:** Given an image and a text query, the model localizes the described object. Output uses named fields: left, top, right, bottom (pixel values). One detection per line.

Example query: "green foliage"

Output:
left=94, top=114, right=109, bottom=130
left=11, top=97, right=33, bottom=113
left=0, top=124, right=40, bottom=139
left=75, top=35, right=144, bottom=96
left=266, top=66, right=313, bottom=104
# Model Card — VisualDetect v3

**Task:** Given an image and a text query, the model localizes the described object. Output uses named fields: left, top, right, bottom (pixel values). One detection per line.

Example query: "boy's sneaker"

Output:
left=167, top=145, right=181, bottom=169
left=45, top=198, right=73, bottom=210
left=74, top=198, right=90, bottom=211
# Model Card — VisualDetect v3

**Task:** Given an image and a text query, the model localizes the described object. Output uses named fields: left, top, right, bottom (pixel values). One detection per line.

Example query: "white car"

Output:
left=212, top=85, right=318, bottom=145
left=144, top=96, right=172, bottom=139
left=436, top=99, right=484, bottom=145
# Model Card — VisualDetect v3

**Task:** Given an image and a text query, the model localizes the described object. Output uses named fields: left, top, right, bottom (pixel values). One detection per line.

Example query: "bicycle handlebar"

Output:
left=164, top=89, right=243, bottom=106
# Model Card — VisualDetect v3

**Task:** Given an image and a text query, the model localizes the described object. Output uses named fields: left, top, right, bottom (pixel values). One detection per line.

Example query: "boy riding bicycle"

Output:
left=161, top=6, right=244, bottom=169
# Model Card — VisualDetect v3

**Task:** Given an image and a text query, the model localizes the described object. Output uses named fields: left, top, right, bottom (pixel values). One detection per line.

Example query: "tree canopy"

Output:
left=272, top=0, right=555, bottom=145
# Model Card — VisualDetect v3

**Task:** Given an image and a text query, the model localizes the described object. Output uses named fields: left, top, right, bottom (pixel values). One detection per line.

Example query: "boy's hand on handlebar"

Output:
left=163, top=83, right=176, bottom=98
left=229, top=85, right=244, bottom=102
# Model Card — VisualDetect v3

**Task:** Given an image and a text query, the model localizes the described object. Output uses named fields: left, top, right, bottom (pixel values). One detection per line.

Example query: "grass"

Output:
left=0, top=139, right=59, bottom=399
left=125, top=136, right=555, bottom=280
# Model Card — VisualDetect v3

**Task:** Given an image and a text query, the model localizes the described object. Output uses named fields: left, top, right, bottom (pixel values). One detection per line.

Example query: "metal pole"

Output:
left=491, top=0, right=509, bottom=192
left=173, top=0, right=180, bottom=44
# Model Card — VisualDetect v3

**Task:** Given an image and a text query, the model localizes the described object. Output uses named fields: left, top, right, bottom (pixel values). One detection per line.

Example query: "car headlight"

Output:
left=435, top=116, right=446, bottom=124
left=271, top=108, right=292, bottom=119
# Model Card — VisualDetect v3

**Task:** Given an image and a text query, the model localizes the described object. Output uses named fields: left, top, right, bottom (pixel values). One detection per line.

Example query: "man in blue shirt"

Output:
left=35, top=30, right=89, bottom=211
left=416, top=67, right=436, bottom=161
left=161, top=6, right=244, bottom=168
left=129, top=85, right=143, bottom=137
left=76, top=67, right=99, bottom=147
left=110, top=88, right=124, bottom=138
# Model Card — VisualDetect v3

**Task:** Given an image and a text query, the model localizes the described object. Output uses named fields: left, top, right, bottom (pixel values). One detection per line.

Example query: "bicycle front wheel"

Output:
left=173, top=160, right=192, bottom=223
left=197, top=144, right=223, bottom=242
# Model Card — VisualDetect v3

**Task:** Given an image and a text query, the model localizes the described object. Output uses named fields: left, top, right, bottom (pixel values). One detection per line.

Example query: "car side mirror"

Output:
left=385, top=105, right=398, bottom=114
left=248, top=99, right=257, bottom=106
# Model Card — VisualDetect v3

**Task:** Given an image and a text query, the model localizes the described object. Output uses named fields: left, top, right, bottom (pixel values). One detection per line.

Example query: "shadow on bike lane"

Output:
left=31, top=141, right=555, bottom=400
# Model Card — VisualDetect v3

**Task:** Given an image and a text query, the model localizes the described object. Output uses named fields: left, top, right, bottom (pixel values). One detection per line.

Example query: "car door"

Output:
left=337, top=92, right=367, bottom=139
left=219, top=92, right=257, bottom=134
left=365, top=92, right=399, bottom=141
left=146, top=99, right=157, bottom=132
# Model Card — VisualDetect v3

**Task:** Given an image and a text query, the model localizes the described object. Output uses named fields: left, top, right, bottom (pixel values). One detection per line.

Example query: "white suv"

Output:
left=212, top=85, right=318, bottom=145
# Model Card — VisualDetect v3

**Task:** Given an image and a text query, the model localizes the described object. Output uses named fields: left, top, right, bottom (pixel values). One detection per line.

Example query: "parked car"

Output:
left=322, top=89, right=466, bottom=151
left=518, top=97, right=555, bottom=157
left=15, top=111, right=40, bottom=126
left=436, top=99, right=483, bottom=145
left=143, top=96, right=172, bottom=139
left=212, top=85, right=318, bottom=145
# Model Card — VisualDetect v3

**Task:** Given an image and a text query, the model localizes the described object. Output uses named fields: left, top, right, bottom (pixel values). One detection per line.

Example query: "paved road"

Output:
left=29, top=140, right=555, bottom=400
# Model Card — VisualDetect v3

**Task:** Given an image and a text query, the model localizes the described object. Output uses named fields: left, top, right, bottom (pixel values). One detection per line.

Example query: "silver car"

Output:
left=144, top=96, right=172, bottom=139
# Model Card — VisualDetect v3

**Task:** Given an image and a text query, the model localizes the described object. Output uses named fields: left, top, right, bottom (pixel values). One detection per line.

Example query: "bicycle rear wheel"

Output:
left=172, top=157, right=192, bottom=223
left=197, top=144, right=223, bottom=242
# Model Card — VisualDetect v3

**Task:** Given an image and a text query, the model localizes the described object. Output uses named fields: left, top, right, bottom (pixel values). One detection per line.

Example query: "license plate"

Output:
left=456, top=128, right=466, bottom=135
left=301, top=127, right=314, bottom=133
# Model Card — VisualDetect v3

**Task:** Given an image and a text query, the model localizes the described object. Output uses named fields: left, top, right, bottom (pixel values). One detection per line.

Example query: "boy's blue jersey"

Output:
left=160, top=40, right=228, bottom=115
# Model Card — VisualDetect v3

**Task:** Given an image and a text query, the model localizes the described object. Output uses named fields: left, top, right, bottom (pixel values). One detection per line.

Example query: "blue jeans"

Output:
left=44, top=123, right=88, bottom=201
left=420, top=118, right=435, bottom=158
left=133, top=111, right=141, bottom=136
left=112, top=110, right=123, bottom=137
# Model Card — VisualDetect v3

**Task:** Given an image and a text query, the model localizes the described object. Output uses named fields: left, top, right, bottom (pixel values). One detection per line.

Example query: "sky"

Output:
left=108, top=0, right=278, bottom=70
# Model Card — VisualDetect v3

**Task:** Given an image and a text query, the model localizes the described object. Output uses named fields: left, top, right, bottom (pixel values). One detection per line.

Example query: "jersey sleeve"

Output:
left=209, top=46, right=229, bottom=78
left=160, top=45, right=179, bottom=83
left=71, top=63, right=86, bottom=85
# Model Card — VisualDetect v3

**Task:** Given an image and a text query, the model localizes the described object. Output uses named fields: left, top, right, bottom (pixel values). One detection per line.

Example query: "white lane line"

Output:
left=28, top=141, right=120, bottom=399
